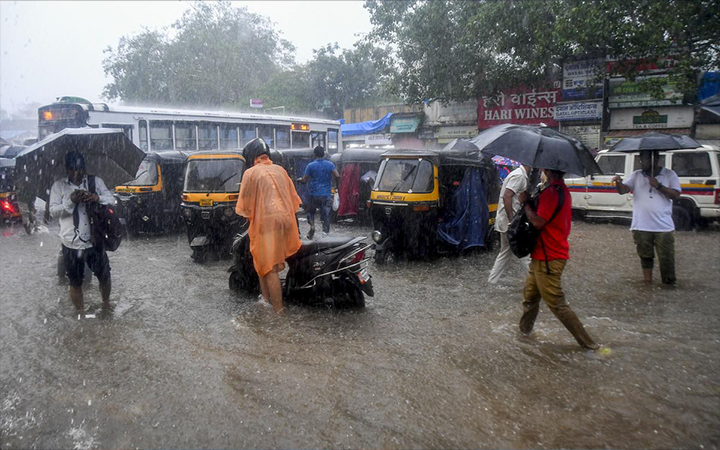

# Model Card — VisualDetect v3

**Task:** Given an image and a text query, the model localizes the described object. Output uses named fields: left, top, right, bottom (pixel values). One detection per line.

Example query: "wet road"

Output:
left=1, top=218, right=719, bottom=449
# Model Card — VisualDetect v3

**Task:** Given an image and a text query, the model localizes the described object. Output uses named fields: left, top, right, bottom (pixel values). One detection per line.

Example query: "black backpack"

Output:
left=73, top=175, right=123, bottom=252
left=507, top=184, right=565, bottom=260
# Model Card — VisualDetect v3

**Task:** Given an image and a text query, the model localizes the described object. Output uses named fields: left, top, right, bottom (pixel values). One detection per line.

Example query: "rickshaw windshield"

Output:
left=184, top=159, right=244, bottom=193
left=125, top=160, right=159, bottom=186
left=375, top=158, right=434, bottom=193
left=0, top=167, right=14, bottom=191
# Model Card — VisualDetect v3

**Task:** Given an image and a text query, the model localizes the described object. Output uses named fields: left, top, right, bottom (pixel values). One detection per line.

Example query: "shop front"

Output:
left=555, top=102, right=603, bottom=153
left=605, top=106, right=694, bottom=148
left=478, top=85, right=561, bottom=130
left=390, top=113, right=425, bottom=150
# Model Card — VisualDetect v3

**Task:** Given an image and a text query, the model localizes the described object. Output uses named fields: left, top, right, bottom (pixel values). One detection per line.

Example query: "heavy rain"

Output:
left=1, top=1, right=720, bottom=449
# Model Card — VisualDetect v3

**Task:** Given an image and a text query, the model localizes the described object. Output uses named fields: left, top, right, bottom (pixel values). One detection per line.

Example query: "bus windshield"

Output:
left=375, top=158, right=434, bottom=193
left=184, top=159, right=244, bottom=193
left=124, top=160, right=159, bottom=186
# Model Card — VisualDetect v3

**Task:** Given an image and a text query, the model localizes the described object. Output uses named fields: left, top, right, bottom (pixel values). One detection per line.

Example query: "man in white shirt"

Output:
left=488, top=164, right=532, bottom=284
left=613, top=150, right=681, bottom=285
left=49, top=152, right=115, bottom=316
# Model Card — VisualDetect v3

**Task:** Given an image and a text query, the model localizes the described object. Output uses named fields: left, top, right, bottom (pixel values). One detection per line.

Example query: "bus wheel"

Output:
left=672, top=206, right=692, bottom=231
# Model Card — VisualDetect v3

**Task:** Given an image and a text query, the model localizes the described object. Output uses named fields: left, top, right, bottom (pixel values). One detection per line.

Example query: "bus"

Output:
left=37, top=97, right=342, bottom=153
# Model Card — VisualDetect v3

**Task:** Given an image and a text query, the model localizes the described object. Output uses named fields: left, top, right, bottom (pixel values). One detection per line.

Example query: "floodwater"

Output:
left=1, top=218, right=719, bottom=449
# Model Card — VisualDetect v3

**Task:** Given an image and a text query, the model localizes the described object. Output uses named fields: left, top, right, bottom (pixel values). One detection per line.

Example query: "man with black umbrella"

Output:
left=612, top=150, right=681, bottom=285
left=518, top=169, right=599, bottom=350
left=49, top=152, right=114, bottom=317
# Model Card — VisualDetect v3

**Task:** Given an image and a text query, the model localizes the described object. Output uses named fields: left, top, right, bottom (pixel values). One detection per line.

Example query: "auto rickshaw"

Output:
left=180, top=151, right=246, bottom=262
left=277, top=147, right=316, bottom=203
left=114, top=150, right=188, bottom=235
left=331, top=147, right=386, bottom=223
left=369, top=147, right=500, bottom=263
left=0, top=158, right=21, bottom=224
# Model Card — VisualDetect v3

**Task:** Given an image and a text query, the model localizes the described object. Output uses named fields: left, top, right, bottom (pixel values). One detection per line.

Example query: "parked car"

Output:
left=566, top=145, right=720, bottom=230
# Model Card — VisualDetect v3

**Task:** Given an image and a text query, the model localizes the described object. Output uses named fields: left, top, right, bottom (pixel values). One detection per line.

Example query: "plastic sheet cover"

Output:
left=437, top=167, right=489, bottom=250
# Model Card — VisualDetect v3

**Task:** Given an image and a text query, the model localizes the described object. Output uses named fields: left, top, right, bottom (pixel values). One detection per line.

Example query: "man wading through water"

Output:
left=517, top=168, right=599, bottom=350
left=49, top=152, right=114, bottom=317
left=297, top=145, right=339, bottom=239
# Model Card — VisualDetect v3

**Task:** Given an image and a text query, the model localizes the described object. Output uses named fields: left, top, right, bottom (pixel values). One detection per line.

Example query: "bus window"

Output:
left=150, top=121, right=173, bottom=151
left=139, top=120, right=148, bottom=151
left=311, top=131, right=326, bottom=149
left=101, top=124, right=133, bottom=142
left=276, top=126, right=291, bottom=149
left=328, top=129, right=339, bottom=152
left=239, top=125, right=256, bottom=147
left=258, top=125, right=274, bottom=148
left=220, top=124, right=238, bottom=150
left=292, top=132, right=310, bottom=148
left=175, top=122, right=197, bottom=151
left=198, top=123, right=219, bottom=150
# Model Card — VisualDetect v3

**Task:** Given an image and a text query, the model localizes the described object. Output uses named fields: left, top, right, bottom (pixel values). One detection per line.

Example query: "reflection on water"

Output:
left=1, top=220, right=719, bottom=449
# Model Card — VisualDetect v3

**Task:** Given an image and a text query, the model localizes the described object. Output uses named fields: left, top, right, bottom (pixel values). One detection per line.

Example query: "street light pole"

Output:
left=264, top=106, right=286, bottom=115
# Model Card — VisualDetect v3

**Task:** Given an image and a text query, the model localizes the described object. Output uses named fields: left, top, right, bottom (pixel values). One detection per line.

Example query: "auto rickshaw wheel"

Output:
left=191, top=248, right=208, bottom=263
left=373, top=249, right=387, bottom=265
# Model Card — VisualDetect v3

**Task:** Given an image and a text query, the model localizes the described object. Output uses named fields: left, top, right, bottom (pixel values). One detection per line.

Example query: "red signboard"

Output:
left=477, top=86, right=561, bottom=129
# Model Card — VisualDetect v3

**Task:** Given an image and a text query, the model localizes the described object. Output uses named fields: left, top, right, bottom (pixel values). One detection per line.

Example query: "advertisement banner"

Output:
left=364, top=134, right=393, bottom=146
left=390, top=116, right=421, bottom=133
left=250, top=98, right=263, bottom=108
left=560, top=124, right=601, bottom=152
left=478, top=87, right=560, bottom=128
left=554, top=102, right=602, bottom=121
left=609, top=106, right=694, bottom=130
left=435, top=126, right=478, bottom=139
left=423, top=101, right=477, bottom=126
left=608, top=75, right=684, bottom=108
left=562, top=59, right=604, bottom=100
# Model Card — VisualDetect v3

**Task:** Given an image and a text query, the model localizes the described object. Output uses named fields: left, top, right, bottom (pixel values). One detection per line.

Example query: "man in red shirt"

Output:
left=517, top=169, right=599, bottom=350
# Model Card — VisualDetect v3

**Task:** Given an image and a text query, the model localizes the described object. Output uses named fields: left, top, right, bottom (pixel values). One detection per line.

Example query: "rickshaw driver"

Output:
left=235, top=138, right=302, bottom=315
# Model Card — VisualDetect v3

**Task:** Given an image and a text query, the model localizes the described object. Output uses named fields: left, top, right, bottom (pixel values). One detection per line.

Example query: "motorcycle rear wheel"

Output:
left=334, top=276, right=365, bottom=308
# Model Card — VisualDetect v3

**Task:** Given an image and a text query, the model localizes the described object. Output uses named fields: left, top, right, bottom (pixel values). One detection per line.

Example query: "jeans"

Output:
left=306, top=195, right=331, bottom=233
left=632, top=230, right=676, bottom=284
left=520, top=259, right=598, bottom=349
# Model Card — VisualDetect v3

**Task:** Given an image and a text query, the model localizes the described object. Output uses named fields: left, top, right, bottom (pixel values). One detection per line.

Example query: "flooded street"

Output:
left=1, top=218, right=719, bottom=449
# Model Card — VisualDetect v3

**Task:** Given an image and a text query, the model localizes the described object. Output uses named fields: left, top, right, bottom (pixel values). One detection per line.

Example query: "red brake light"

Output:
left=1, top=201, right=15, bottom=213
left=351, top=250, right=365, bottom=264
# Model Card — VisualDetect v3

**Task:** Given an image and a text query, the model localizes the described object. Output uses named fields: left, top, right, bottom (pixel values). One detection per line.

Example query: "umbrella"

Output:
left=470, top=124, right=602, bottom=177
left=491, top=155, right=521, bottom=167
left=609, top=131, right=700, bottom=175
left=14, top=128, right=146, bottom=201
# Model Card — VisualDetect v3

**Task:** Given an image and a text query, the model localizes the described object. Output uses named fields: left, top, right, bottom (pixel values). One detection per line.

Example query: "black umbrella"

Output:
left=14, top=128, right=146, bottom=201
left=470, top=124, right=602, bottom=177
left=609, top=131, right=700, bottom=174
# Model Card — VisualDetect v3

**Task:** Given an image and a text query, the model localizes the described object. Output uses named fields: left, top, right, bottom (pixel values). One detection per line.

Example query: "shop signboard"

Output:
left=250, top=98, right=263, bottom=108
left=435, top=126, right=478, bottom=139
left=560, top=124, right=601, bottom=152
left=609, top=106, right=693, bottom=130
left=478, top=86, right=560, bottom=128
left=365, top=134, right=393, bottom=146
left=554, top=102, right=602, bottom=121
left=562, top=59, right=604, bottom=100
left=423, top=100, right=477, bottom=126
left=608, top=75, right=683, bottom=108
left=390, top=116, right=421, bottom=133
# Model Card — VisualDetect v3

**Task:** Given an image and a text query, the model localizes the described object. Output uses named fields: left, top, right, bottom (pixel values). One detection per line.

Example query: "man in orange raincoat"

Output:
left=235, top=139, right=302, bottom=314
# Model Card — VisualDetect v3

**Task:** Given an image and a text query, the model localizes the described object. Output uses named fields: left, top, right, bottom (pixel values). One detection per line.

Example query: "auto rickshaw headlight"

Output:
left=182, top=208, right=192, bottom=218
left=372, top=230, right=383, bottom=243
left=223, top=207, right=235, bottom=218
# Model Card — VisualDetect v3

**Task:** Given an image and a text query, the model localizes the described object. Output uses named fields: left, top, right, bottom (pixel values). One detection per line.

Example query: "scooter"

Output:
left=228, top=232, right=374, bottom=308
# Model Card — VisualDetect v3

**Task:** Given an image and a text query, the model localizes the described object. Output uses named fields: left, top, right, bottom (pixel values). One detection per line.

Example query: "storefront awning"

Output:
left=605, top=128, right=691, bottom=137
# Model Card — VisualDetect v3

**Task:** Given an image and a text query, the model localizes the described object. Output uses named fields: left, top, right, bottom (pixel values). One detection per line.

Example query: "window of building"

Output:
left=198, top=123, right=219, bottom=150
left=671, top=152, right=712, bottom=177
left=175, top=123, right=197, bottom=151
left=150, top=121, right=173, bottom=150
left=139, top=120, right=148, bottom=151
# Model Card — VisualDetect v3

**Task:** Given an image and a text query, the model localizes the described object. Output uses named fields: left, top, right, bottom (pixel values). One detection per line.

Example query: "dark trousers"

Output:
left=633, top=230, right=676, bottom=284
left=520, top=259, right=597, bottom=349
left=306, top=195, right=331, bottom=233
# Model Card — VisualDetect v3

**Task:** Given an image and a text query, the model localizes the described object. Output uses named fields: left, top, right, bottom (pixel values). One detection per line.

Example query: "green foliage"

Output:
left=365, top=0, right=720, bottom=102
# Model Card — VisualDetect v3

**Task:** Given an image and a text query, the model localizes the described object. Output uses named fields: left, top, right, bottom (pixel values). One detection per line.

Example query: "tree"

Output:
left=364, top=0, right=720, bottom=102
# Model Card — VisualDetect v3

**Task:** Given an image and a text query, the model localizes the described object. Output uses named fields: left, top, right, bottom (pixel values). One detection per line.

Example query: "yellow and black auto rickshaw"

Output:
left=114, top=150, right=188, bottom=235
left=180, top=151, right=246, bottom=262
left=369, top=147, right=500, bottom=263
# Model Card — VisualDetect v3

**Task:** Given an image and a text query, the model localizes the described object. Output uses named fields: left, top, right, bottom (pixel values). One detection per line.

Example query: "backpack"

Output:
left=73, top=175, right=123, bottom=252
left=507, top=184, right=565, bottom=260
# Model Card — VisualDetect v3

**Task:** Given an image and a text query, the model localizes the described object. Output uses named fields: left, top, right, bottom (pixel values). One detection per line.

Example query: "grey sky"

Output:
left=0, top=1, right=372, bottom=115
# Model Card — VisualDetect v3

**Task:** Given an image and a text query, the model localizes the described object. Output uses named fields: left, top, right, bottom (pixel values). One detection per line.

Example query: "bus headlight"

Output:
left=372, top=230, right=383, bottom=243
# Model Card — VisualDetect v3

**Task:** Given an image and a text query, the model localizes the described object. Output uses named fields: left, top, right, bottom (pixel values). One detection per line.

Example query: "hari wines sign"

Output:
left=478, top=87, right=561, bottom=128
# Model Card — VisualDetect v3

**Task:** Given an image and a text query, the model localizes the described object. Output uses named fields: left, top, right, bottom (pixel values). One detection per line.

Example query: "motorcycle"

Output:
left=228, top=232, right=374, bottom=308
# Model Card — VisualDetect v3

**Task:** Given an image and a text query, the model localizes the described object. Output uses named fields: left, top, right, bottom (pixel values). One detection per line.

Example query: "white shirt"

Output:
left=49, top=175, right=114, bottom=249
left=623, top=167, right=681, bottom=232
left=495, top=165, right=528, bottom=233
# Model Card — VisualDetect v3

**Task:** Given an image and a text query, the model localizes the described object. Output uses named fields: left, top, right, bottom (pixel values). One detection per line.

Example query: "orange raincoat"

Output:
left=235, top=155, right=302, bottom=277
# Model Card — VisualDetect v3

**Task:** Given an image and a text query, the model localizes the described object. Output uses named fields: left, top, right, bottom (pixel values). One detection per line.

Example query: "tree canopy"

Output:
left=365, top=0, right=720, bottom=103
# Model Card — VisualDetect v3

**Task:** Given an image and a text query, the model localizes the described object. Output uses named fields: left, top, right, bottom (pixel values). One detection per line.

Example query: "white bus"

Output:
left=37, top=97, right=342, bottom=153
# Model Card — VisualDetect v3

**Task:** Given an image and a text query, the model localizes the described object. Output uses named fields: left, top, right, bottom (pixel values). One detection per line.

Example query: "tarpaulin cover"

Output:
left=437, top=167, right=489, bottom=250
left=337, top=163, right=360, bottom=217
left=341, top=113, right=393, bottom=137
left=698, top=72, right=720, bottom=101
left=235, top=155, right=302, bottom=277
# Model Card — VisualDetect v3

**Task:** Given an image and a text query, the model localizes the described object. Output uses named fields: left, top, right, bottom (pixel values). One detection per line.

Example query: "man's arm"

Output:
left=612, top=175, right=632, bottom=194
left=91, top=177, right=115, bottom=205
left=518, top=191, right=548, bottom=230
left=49, top=182, right=75, bottom=219
left=647, top=176, right=681, bottom=201
left=503, top=188, right=516, bottom=223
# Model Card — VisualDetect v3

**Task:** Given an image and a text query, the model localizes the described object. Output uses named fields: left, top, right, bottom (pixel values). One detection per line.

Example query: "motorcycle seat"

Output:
left=293, top=236, right=364, bottom=257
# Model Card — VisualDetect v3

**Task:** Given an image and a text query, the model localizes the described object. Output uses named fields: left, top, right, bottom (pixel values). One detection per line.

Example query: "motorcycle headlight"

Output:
left=182, top=208, right=193, bottom=218
left=372, top=230, right=383, bottom=243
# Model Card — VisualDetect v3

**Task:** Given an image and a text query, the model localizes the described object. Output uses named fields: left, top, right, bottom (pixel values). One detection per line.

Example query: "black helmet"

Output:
left=242, top=138, right=270, bottom=167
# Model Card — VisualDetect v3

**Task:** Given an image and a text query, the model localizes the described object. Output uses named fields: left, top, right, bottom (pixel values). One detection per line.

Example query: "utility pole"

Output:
left=264, top=106, right=286, bottom=115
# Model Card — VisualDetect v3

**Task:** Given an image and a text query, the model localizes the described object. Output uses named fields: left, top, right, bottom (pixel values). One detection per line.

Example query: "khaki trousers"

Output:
left=632, top=230, right=676, bottom=284
left=520, top=259, right=597, bottom=349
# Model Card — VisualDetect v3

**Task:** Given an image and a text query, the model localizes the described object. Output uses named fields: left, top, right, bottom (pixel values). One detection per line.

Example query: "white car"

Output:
left=566, top=145, right=720, bottom=230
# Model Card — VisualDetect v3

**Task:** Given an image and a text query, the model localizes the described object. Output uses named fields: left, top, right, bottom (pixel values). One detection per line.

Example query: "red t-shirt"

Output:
left=531, top=180, right=572, bottom=261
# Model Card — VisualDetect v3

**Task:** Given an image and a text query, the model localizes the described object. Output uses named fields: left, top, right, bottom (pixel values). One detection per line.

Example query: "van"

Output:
left=566, top=145, right=720, bottom=230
